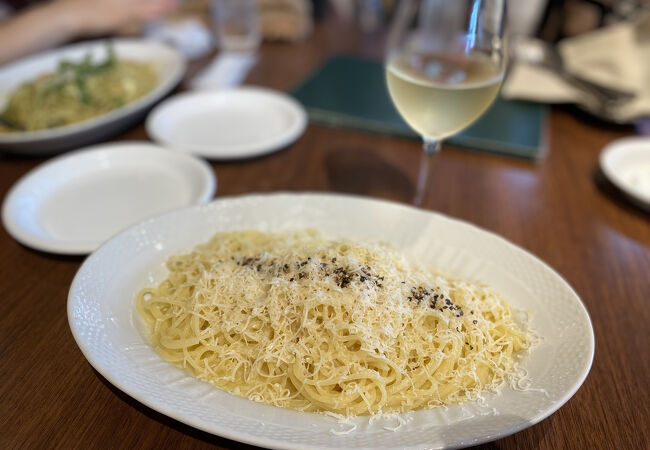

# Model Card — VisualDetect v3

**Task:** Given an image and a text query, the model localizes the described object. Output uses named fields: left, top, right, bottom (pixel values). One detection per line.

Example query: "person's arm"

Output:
left=0, top=0, right=179, bottom=65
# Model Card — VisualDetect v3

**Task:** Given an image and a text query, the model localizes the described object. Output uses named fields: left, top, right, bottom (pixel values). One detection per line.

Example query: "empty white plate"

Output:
left=600, top=137, right=650, bottom=211
left=2, top=142, right=216, bottom=254
left=146, top=87, right=307, bottom=159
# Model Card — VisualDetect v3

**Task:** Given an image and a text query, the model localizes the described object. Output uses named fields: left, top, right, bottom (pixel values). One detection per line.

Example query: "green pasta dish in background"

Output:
left=0, top=44, right=156, bottom=133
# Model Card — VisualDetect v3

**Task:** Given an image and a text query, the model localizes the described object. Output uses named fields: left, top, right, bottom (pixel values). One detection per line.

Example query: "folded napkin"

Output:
left=502, top=14, right=650, bottom=123
left=190, top=52, right=258, bottom=90
left=144, top=18, right=214, bottom=60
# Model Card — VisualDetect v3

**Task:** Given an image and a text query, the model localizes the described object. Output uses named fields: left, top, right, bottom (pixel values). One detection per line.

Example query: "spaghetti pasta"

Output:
left=136, top=230, right=529, bottom=416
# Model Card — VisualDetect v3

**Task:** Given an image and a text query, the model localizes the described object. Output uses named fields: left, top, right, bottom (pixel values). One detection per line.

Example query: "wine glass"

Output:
left=385, top=0, right=506, bottom=205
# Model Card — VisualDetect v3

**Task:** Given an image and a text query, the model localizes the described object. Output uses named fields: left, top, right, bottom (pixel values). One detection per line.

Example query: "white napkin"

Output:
left=144, top=18, right=214, bottom=61
left=190, top=52, right=258, bottom=90
left=502, top=15, right=650, bottom=122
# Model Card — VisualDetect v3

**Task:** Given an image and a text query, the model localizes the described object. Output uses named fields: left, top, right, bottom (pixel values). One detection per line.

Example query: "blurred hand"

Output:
left=0, top=0, right=180, bottom=65
left=59, top=0, right=180, bottom=34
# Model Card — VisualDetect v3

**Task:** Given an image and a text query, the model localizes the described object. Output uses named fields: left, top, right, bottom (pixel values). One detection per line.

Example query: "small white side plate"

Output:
left=2, top=142, right=216, bottom=254
left=146, top=87, right=307, bottom=159
left=600, top=137, right=650, bottom=211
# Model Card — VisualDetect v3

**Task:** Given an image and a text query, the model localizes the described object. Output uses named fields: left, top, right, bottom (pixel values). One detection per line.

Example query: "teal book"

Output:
left=292, top=55, right=547, bottom=160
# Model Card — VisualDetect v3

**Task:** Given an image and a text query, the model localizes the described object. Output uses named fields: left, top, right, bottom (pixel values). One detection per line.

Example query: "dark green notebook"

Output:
left=292, top=55, right=547, bottom=160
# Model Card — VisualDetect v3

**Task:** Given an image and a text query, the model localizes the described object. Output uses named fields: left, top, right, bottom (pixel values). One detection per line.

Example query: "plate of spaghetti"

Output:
left=68, top=193, right=594, bottom=449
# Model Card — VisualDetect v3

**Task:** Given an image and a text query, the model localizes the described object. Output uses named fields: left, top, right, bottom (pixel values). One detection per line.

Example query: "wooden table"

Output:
left=1, top=19, right=648, bottom=450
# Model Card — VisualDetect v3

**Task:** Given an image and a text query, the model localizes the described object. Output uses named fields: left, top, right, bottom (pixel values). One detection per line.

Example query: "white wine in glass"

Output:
left=387, top=52, right=503, bottom=140
left=385, top=0, right=506, bottom=205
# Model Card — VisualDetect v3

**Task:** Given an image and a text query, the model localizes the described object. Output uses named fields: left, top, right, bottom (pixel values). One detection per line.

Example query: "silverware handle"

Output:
left=560, top=69, right=636, bottom=103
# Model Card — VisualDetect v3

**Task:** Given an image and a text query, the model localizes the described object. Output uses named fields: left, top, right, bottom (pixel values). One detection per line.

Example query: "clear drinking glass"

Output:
left=212, top=0, right=261, bottom=52
left=385, top=0, right=506, bottom=205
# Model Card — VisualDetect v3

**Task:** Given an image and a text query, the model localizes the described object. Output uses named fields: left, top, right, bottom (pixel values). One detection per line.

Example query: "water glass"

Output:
left=212, top=0, right=261, bottom=52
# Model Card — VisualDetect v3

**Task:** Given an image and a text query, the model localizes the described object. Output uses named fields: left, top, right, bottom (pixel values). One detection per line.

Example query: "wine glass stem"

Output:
left=413, top=139, right=442, bottom=206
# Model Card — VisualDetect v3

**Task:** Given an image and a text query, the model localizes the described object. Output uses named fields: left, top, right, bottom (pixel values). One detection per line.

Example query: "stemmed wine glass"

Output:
left=385, top=0, right=506, bottom=205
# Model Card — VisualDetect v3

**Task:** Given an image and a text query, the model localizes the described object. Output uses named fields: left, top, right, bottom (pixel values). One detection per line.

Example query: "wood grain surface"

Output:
left=1, top=17, right=649, bottom=450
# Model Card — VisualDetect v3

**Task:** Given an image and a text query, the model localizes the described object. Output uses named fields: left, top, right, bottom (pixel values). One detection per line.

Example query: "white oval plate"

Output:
left=600, top=137, right=650, bottom=211
left=0, top=39, right=186, bottom=154
left=68, top=193, right=594, bottom=449
left=146, top=87, right=307, bottom=159
left=2, top=142, right=215, bottom=254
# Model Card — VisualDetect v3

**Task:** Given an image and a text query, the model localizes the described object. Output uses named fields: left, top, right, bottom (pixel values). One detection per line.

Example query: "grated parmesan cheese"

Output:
left=137, top=230, right=530, bottom=417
